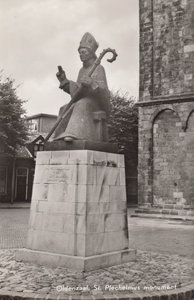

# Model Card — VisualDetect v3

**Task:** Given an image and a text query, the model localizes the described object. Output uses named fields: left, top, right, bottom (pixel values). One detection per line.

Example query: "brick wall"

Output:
left=140, top=0, right=194, bottom=102
left=153, top=110, right=185, bottom=205
left=138, top=0, right=194, bottom=209
left=138, top=102, right=194, bottom=207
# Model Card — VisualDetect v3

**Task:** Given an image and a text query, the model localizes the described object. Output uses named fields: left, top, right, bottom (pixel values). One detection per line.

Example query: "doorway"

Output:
left=15, top=167, right=28, bottom=201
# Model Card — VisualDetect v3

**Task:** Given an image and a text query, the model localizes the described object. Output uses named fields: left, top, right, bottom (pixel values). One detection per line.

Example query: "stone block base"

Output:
left=16, top=150, right=135, bottom=270
left=16, top=248, right=136, bottom=271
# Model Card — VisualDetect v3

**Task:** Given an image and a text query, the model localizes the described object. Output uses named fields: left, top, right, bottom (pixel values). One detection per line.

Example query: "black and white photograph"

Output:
left=0, top=0, right=194, bottom=299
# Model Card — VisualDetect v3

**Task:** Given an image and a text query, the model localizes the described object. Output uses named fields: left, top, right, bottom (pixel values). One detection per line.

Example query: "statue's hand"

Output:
left=56, top=67, right=67, bottom=83
left=80, top=76, right=93, bottom=87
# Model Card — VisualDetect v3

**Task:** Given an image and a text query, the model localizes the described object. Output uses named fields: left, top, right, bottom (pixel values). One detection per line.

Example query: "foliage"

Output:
left=0, top=75, right=28, bottom=155
left=108, top=91, right=138, bottom=158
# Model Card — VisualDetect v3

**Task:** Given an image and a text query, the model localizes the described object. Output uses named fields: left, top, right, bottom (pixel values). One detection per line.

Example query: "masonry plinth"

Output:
left=16, top=150, right=135, bottom=271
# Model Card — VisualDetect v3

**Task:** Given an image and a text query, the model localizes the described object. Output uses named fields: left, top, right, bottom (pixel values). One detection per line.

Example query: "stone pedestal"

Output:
left=16, top=150, right=135, bottom=271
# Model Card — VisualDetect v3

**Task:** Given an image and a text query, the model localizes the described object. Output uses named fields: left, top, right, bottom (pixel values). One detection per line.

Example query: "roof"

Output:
left=26, top=113, right=57, bottom=120
left=16, top=146, right=33, bottom=158
left=27, top=134, right=45, bottom=144
left=0, top=146, right=33, bottom=159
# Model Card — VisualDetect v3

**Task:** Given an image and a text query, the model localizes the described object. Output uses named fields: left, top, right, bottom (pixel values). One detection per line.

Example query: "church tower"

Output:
left=138, top=0, right=194, bottom=216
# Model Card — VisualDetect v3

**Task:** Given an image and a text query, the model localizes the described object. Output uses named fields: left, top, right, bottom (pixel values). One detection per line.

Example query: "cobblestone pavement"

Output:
left=0, top=249, right=193, bottom=297
left=0, top=208, right=194, bottom=298
left=128, top=214, right=194, bottom=259
left=0, top=209, right=29, bottom=249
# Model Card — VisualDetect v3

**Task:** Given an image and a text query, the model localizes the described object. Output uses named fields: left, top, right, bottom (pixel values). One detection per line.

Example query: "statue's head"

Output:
left=78, top=32, right=98, bottom=61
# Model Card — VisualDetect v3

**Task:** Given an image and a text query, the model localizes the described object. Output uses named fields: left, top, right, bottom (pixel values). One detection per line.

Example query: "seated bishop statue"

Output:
left=53, top=32, right=111, bottom=143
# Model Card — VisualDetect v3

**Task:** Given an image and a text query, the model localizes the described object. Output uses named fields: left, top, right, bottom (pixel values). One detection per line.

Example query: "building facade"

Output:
left=26, top=113, right=57, bottom=158
left=26, top=113, right=57, bottom=138
left=138, top=0, right=194, bottom=213
left=0, top=149, right=34, bottom=203
left=0, top=114, right=57, bottom=203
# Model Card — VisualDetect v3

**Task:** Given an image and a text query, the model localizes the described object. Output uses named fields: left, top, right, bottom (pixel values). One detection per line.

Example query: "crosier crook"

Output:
left=44, top=48, right=118, bottom=142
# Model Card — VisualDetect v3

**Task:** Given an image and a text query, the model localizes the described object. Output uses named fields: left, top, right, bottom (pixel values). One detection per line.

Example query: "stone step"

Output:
left=135, top=208, right=194, bottom=216
left=0, top=202, right=31, bottom=209
left=152, top=204, right=194, bottom=210
left=131, top=212, right=194, bottom=222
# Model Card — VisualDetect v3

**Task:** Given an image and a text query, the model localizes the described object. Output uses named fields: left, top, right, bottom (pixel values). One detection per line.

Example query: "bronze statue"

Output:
left=47, top=33, right=117, bottom=143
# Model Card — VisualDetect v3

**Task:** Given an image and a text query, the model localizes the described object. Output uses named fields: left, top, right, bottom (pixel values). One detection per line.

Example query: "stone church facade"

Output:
left=138, top=0, right=194, bottom=216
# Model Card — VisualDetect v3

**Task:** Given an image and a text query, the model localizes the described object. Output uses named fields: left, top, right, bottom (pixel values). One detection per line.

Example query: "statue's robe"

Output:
left=53, top=63, right=110, bottom=142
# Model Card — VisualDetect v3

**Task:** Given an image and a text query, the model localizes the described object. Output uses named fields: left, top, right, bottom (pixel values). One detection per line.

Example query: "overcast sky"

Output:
left=0, top=0, right=139, bottom=116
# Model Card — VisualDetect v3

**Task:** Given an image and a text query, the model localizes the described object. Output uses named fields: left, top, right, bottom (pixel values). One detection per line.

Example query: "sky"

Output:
left=0, top=0, right=139, bottom=116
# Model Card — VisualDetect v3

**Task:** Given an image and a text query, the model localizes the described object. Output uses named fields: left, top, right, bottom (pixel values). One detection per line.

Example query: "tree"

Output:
left=108, top=91, right=138, bottom=203
left=0, top=75, right=28, bottom=155
left=108, top=91, right=138, bottom=158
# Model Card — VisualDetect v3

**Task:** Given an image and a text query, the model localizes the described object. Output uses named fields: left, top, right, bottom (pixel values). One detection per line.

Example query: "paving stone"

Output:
left=0, top=249, right=194, bottom=297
